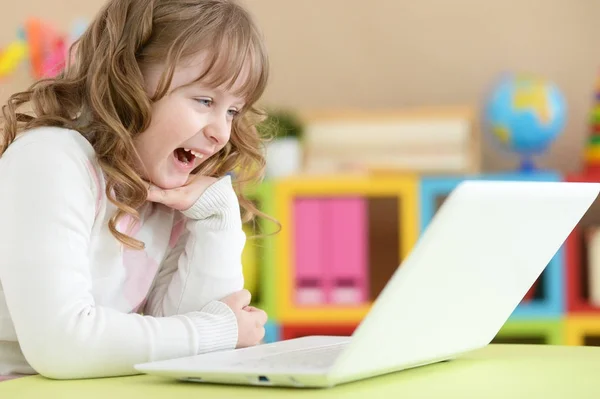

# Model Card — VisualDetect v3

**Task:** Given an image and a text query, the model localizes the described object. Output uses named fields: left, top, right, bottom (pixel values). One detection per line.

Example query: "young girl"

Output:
left=0, top=0, right=270, bottom=380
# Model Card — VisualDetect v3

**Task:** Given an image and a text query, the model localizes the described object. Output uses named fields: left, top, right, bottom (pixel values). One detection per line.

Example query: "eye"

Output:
left=227, top=108, right=240, bottom=119
left=194, top=98, right=213, bottom=107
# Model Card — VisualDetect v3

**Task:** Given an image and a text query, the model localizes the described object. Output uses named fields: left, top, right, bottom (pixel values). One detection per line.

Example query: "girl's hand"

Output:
left=220, top=290, right=267, bottom=348
left=146, top=174, right=219, bottom=211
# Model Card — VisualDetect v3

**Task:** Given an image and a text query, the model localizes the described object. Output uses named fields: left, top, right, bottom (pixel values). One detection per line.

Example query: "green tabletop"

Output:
left=1, top=344, right=599, bottom=398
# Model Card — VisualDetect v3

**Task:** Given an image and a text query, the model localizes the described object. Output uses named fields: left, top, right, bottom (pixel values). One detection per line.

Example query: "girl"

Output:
left=0, top=0, right=270, bottom=380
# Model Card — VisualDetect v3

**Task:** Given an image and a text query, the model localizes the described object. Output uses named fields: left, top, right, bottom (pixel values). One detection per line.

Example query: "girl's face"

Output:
left=135, top=53, right=246, bottom=190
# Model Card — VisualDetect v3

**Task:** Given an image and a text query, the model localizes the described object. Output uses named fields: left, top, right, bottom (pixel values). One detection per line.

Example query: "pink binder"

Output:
left=293, top=198, right=326, bottom=305
left=326, top=198, right=368, bottom=304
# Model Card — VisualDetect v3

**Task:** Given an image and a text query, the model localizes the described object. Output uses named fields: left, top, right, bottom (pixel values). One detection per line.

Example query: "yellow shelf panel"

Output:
left=273, top=174, right=419, bottom=324
left=566, top=316, right=600, bottom=346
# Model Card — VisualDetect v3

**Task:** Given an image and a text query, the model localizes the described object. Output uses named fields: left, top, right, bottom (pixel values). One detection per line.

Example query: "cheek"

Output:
left=143, top=104, right=183, bottom=149
left=150, top=103, right=178, bottom=137
left=134, top=106, right=175, bottom=162
left=154, top=100, right=204, bottom=143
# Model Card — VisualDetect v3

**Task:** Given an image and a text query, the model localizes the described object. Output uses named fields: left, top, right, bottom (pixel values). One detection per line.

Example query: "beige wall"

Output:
left=2, top=0, right=600, bottom=173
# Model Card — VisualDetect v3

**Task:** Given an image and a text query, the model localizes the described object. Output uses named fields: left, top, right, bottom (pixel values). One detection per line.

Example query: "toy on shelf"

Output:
left=274, top=174, right=419, bottom=324
left=420, top=171, right=565, bottom=319
left=584, top=75, right=600, bottom=174
left=0, top=41, right=27, bottom=79
left=484, top=73, right=566, bottom=172
left=0, top=17, right=87, bottom=80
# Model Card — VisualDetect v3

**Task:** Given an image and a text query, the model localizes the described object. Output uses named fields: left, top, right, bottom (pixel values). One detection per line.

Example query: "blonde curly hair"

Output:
left=0, top=0, right=272, bottom=249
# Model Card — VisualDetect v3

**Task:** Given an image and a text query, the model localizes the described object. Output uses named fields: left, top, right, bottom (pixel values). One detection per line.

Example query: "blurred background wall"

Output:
left=1, top=0, right=600, bottom=172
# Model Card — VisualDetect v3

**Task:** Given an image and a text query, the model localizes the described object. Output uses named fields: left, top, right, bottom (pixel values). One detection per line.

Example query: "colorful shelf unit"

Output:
left=565, top=317, right=600, bottom=345
left=242, top=170, right=600, bottom=347
left=493, top=320, right=564, bottom=345
left=420, top=171, right=564, bottom=319
left=241, top=181, right=277, bottom=318
left=565, top=172, right=600, bottom=315
left=273, top=174, right=419, bottom=324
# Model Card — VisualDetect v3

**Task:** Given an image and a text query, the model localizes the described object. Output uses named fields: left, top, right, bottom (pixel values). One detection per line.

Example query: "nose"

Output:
left=203, top=114, right=230, bottom=146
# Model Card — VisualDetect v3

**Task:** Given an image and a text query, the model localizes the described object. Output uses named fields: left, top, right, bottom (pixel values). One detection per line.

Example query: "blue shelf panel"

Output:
left=264, top=322, right=280, bottom=343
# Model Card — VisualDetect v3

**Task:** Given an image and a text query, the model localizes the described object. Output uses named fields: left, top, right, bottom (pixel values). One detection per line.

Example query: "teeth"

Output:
left=182, top=148, right=204, bottom=159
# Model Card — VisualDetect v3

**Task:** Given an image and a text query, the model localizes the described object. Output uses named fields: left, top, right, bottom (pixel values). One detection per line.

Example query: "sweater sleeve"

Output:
left=0, top=136, right=237, bottom=380
left=143, top=175, right=246, bottom=317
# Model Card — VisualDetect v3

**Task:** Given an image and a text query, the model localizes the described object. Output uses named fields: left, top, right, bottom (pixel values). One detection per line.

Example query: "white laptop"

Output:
left=135, top=180, right=599, bottom=388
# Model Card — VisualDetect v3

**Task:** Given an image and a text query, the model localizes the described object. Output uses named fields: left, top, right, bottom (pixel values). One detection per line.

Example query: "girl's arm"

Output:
left=0, top=134, right=238, bottom=379
left=142, top=175, right=247, bottom=317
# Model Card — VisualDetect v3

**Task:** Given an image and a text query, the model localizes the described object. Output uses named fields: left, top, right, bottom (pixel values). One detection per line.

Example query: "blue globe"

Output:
left=484, top=74, right=567, bottom=170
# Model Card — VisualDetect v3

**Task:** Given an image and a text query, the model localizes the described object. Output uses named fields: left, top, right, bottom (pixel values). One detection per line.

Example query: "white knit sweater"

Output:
left=0, top=127, right=246, bottom=379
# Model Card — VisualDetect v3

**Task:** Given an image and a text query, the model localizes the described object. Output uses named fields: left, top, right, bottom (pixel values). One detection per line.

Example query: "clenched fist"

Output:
left=220, top=290, right=267, bottom=348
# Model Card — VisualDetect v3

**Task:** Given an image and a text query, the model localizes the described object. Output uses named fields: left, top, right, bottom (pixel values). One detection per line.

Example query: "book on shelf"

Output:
left=299, top=106, right=480, bottom=175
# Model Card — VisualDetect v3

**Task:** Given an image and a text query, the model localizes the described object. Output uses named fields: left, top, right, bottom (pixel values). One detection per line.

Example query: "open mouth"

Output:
left=173, top=147, right=204, bottom=167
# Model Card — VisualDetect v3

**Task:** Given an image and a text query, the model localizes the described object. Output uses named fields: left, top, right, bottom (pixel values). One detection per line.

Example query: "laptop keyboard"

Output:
left=232, top=343, right=348, bottom=370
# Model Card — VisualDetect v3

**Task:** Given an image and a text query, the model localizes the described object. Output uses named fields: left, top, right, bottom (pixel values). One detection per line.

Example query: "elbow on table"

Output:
left=23, top=346, right=109, bottom=380
left=19, top=333, right=132, bottom=380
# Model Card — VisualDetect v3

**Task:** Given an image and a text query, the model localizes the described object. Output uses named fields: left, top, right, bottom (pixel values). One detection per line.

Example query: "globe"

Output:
left=484, top=74, right=567, bottom=171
